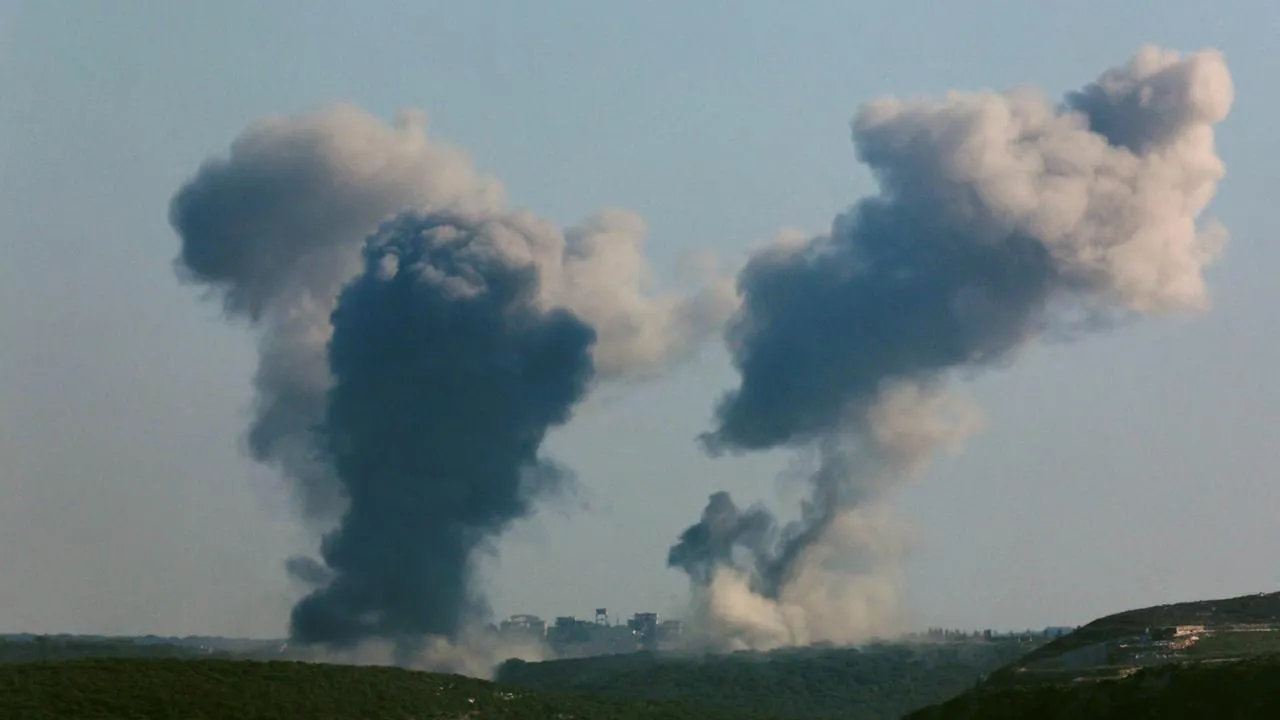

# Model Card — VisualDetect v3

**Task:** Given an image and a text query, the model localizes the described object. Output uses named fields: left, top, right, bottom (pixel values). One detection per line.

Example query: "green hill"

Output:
left=984, top=590, right=1280, bottom=687
left=906, top=590, right=1280, bottom=718
left=906, top=653, right=1280, bottom=719
left=0, top=657, right=755, bottom=719
left=496, top=640, right=1039, bottom=720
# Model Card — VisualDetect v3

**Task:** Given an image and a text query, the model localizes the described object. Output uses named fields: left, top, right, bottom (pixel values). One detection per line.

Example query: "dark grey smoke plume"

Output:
left=668, top=491, right=776, bottom=587
left=289, top=212, right=595, bottom=649
left=673, top=46, right=1234, bottom=648
left=172, top=105, right=735, bottom=659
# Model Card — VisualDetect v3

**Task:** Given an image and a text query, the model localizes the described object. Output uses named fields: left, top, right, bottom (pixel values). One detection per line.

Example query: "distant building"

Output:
left=542, top=611, right=643, bottom=657
left=548, top=616, right=594, bottom=647
left=658, top=620, right=684, bottom=644
left=627, top=613, right=660, bottom=648
left=499, top=614, right=546, bottom=640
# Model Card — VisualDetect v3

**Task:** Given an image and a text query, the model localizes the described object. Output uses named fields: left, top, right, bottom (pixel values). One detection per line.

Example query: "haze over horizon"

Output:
left=3, top=0, right=1279, bottom=642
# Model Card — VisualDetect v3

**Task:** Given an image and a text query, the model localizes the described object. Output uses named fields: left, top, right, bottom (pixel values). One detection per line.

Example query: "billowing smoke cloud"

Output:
left=172, top=106, right=505, bottom=519
left=172, top=105, right=735, bottom=658
left=673, top=46, right=1233, bottom=649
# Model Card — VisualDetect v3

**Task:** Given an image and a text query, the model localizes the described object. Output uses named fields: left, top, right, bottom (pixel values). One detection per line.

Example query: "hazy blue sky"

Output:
left=2, top=0, right=1278, bottom=638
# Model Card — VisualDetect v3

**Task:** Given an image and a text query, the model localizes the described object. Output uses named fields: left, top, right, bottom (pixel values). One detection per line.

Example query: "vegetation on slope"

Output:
left=906, top=653, right=1280, bottom=719
left=998, top=590, right=1280, bottom=673
left=497, top=641, right=1039, bottom=720
left=0, top=657, right=759, bottom=720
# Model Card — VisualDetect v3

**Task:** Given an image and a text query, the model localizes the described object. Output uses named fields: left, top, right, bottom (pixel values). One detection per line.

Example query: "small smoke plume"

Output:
left=668, top=491, right=777, bottom=588
left=688, top=505, right=912, bottom=651
left=673, top=46, right=1233, bottom=648
left=172, top=105, right=734, bottom=661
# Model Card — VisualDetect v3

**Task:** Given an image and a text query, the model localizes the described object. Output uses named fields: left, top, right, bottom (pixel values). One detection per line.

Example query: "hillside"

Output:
left=0, top=657, right=758, bottom=719
left=906, top=653, right=1280, bottom=719
left=496, top=640, right=1040, bottom=720
left=985, top=590, right=1280, bottom=686
left=904, top=590, right=1280, bottom=718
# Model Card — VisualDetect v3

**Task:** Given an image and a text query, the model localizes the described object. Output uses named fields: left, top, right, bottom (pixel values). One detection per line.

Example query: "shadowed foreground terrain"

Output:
left=0, top=658, right=761, bottom=720
left=0, top=637, right=1041, bottom=719
left=907, top=653, right=1280, bottom=719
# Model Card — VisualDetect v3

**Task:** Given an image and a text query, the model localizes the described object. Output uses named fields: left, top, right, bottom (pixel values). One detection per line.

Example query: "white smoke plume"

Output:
left=687, top=505, right=914, bottom=652
left=673, top=46, right=1233, bottom=650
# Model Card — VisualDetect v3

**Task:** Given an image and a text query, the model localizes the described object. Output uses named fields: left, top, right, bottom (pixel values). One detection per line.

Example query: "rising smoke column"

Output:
left=289, top=212, right=595, bottom=649
left=672, top=46, right=1234, bottom=649
left=172, top=105, right=735, bottom=656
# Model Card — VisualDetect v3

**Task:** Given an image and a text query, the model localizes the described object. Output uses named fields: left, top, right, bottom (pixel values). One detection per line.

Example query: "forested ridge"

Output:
left=497, top=641, right=1035, bottom=719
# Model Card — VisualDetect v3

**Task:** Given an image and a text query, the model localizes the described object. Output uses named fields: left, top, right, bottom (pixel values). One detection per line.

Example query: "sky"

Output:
left=2, top=0, right=1278, bottom=639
